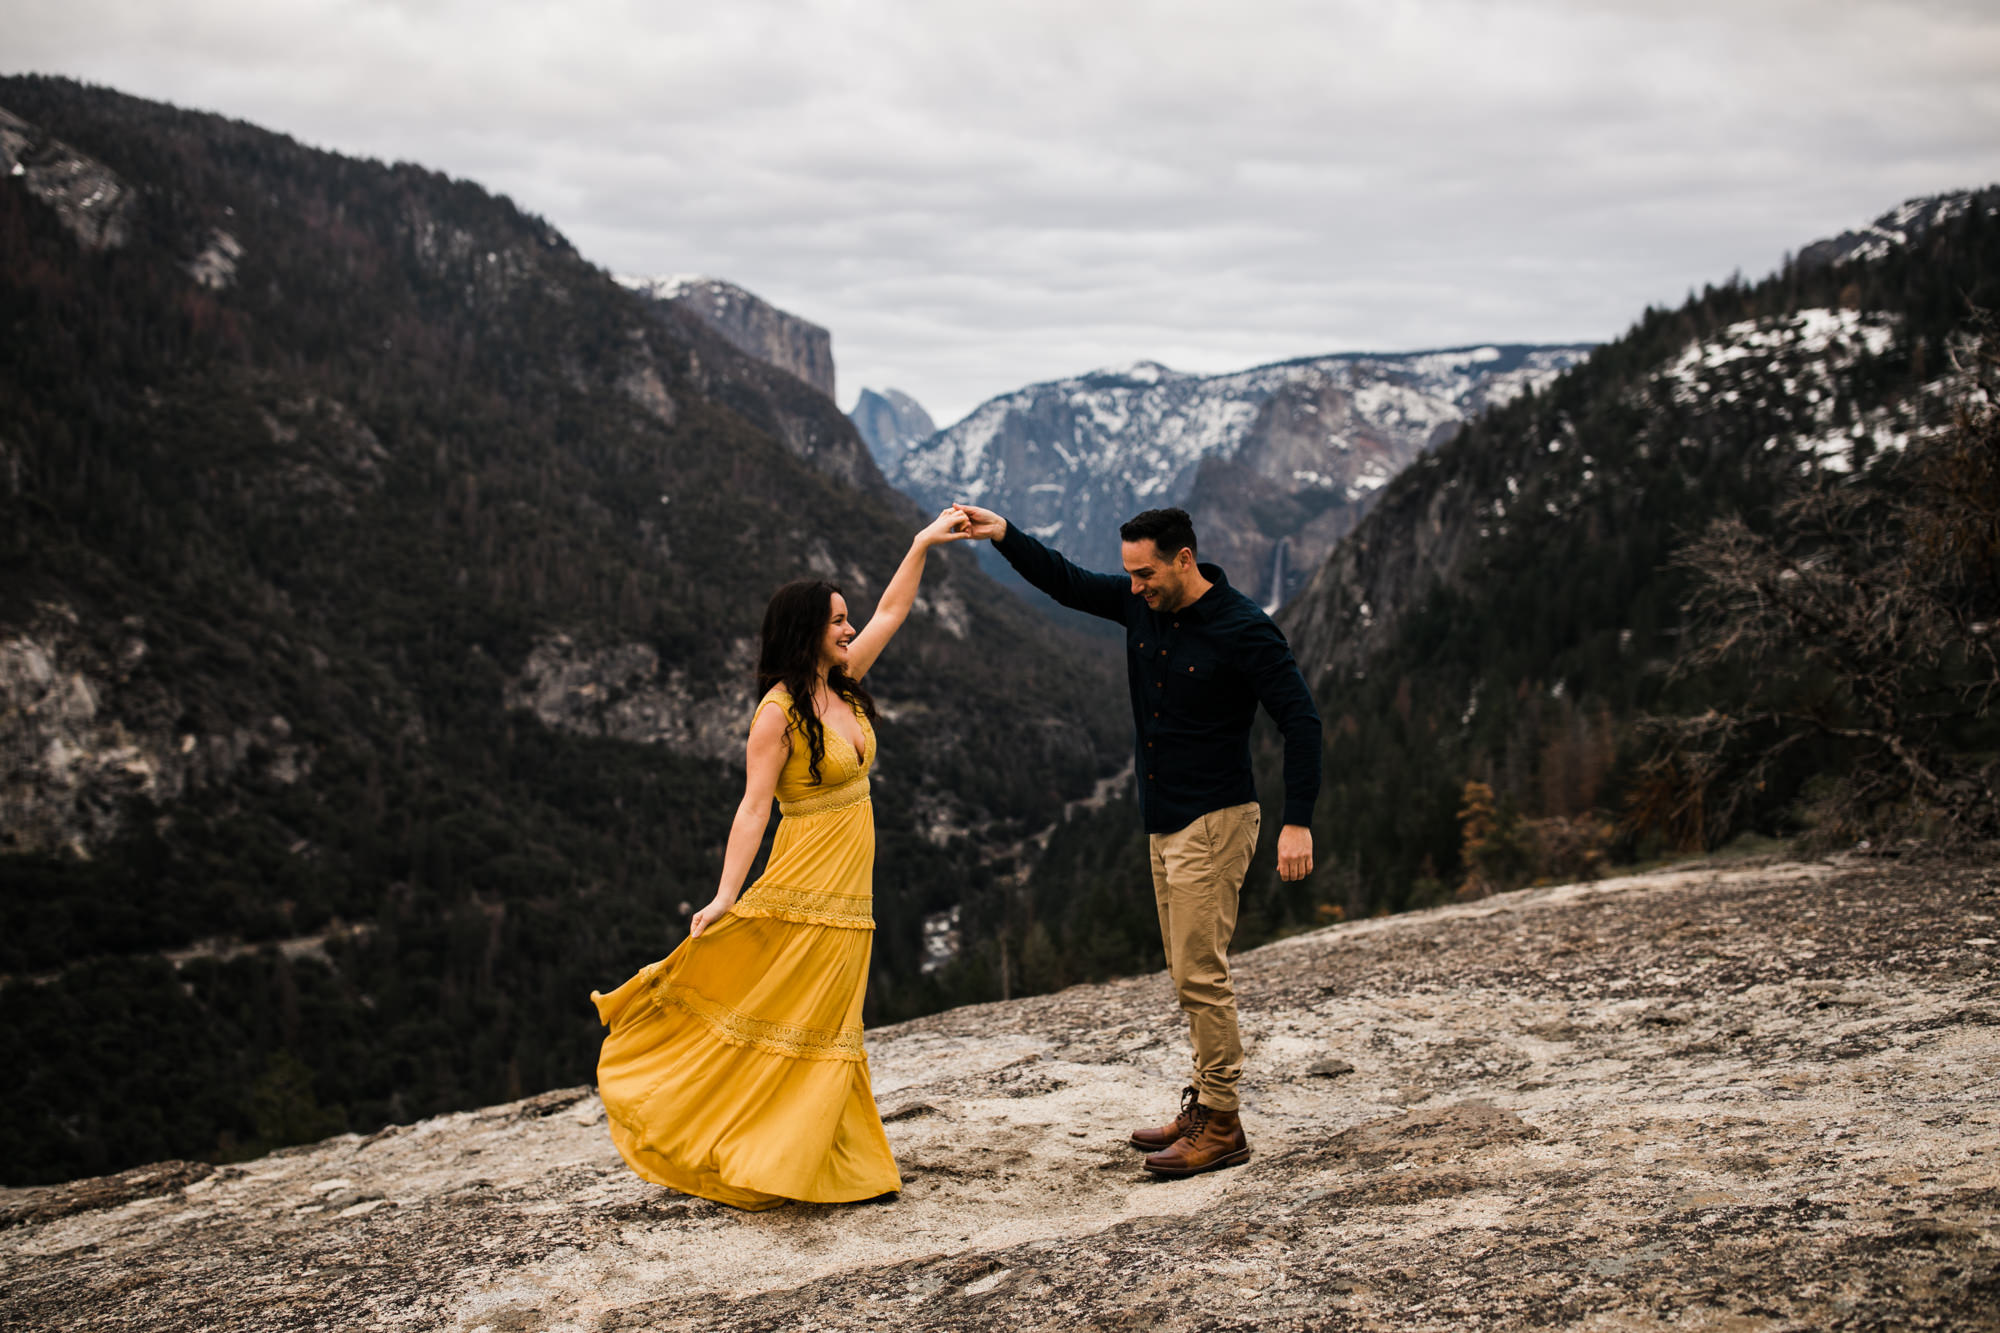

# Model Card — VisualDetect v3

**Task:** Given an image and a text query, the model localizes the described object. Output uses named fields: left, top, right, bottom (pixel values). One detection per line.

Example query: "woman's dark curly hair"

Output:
left=756, top=579, right=876, bottom=786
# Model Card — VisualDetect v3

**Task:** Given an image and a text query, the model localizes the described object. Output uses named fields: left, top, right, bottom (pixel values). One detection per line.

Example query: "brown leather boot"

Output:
left=1142, top=1103, right=1250, bottom=1177
left=1129, top=1086, right=1200, bottom=1152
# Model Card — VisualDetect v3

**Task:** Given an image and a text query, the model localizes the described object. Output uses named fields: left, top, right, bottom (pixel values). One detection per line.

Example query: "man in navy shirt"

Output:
left=955, top=503, right=1321, bottom=1177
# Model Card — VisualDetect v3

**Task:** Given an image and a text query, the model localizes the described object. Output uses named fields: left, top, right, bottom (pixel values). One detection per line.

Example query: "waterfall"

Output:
left=1263, top=537, right=1289, bottom=615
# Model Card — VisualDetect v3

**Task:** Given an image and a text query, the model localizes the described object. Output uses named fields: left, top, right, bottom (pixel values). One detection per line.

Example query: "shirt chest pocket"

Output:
left=1167, top=652, right=1222, bottom=704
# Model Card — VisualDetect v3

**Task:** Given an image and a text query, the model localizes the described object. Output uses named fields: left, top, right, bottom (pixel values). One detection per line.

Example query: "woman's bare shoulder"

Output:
left=751, top=687, right=795, bottom=736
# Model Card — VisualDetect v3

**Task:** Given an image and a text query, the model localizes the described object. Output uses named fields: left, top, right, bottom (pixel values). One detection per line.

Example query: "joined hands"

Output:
left=950, top=501, right=1007, bottom=542
left=917, top=505, right=977, bottom=547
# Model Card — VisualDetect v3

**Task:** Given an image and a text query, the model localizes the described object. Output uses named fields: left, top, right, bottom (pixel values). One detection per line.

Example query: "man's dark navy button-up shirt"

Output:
left=995, top=525, right=1323, bottom=836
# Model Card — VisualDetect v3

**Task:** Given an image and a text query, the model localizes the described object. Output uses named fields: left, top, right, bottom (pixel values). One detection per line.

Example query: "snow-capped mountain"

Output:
left=892, top=345, right=1592, bottom=607
left=849, top=387, right=935, bottom=476
left=1796, top=187, right=2000, bottom=271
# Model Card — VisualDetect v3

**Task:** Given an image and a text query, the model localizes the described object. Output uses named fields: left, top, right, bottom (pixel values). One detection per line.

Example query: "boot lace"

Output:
left=1178, top=1091, right=1211, bottom=1143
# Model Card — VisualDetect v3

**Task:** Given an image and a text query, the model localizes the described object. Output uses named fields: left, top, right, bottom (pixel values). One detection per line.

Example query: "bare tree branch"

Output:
left=1635, top=308, right=2000, bottom=848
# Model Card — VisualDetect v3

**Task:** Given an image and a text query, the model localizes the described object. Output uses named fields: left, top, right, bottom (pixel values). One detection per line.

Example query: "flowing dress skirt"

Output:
left=591, top=783, right=899, bottom=1211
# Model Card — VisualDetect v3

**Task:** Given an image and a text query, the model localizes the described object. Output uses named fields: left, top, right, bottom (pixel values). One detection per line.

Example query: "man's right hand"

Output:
left=952, top=502, right=1007, bottom=542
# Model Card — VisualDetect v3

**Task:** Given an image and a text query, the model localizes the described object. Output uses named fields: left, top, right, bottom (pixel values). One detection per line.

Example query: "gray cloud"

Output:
left=11, top=0, right=2000, bottom=421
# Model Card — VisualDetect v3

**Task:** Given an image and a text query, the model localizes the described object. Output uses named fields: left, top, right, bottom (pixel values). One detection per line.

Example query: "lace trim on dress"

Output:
left=754, top=688, right=875, bottom=781
left=649, top=979, right=866, bottom=1062
left=777, top=774, right=872, bottom=817
left=735, top=882, right=876, bottom=930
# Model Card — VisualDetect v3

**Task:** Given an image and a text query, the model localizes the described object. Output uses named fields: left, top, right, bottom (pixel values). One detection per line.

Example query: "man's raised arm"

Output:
left=954, top=503, right=1127, bottom=623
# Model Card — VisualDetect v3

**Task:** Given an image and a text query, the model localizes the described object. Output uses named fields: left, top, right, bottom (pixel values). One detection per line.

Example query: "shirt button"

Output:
left=1158, top=649, right=1166, bottom=656
left=1153, top=711, right=1159, bottom=718
left=1146, top=741, right=1154, bottom=748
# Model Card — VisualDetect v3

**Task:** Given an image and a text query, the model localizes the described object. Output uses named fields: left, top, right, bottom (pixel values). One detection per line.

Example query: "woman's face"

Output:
left=819, top=592, right=854, bottom=671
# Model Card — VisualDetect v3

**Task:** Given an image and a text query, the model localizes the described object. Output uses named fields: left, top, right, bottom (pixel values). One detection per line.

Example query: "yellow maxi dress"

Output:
left=590, top=687, right=901, bottom=1210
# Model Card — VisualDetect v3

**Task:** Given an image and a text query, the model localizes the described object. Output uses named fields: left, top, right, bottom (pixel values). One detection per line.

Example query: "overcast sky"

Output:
left=13, top=0, right=2000, bottom=423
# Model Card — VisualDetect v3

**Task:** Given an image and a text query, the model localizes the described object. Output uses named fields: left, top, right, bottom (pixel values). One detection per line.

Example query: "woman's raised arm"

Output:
left=845, top=507, right=969, bottom=680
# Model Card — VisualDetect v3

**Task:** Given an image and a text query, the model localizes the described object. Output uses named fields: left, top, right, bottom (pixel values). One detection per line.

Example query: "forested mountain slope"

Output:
left=1278, top=188, right=1999, bottom=901
left=947, top=188, right=2000, bottom=1003
left=0, top=76, right=1122, bottom=1185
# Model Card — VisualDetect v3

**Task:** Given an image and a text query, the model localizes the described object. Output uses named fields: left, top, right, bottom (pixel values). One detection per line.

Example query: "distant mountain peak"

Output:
left=848, top=387, right=937, bottom=479
left=617, top=273, right=836, bottom=400
left=1102, top=359, right=1176, bottom=385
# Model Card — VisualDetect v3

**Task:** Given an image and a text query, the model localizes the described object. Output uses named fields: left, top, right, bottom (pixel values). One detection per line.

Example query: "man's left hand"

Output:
left=1277, top=824, right=1314, bottom=881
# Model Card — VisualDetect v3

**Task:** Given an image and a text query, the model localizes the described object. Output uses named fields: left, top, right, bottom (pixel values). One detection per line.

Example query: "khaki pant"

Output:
left=1148, top=801, right=1261, bottom=1113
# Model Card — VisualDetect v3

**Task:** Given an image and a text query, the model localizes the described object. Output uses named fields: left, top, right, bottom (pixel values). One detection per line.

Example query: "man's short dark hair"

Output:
left=1120, top=508, right=1198, bottom=560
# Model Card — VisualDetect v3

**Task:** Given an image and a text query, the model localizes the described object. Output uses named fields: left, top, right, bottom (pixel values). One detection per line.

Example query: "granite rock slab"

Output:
left=4, top=854, right=1997, bottom=1331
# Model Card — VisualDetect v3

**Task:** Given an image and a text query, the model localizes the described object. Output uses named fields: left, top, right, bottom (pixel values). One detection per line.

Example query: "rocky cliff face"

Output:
left=618, top=274, right=837, bottom=402
left=0, top=598, right=343, bottom=858
left=619, top=274, right=884, bottom=491
left=849, top=387, right=936, bottom=478
left=4, top=852, right=1995, bottom=1330
left=0, top=105, right=132, bottom=250
left=893, top=346, right=1590, bottom=607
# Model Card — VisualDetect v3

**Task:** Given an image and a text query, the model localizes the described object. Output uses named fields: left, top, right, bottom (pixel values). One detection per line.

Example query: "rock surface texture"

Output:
left=4, top=854, right=1997, bottom=1331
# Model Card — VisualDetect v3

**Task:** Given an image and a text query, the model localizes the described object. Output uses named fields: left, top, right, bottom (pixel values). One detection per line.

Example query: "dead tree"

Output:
left=1634, top=315, right=2000, bottom=847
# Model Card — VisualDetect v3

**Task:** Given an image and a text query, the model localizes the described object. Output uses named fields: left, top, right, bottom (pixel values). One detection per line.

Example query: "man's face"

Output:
left=1122, top=540, right=1194, bottom=610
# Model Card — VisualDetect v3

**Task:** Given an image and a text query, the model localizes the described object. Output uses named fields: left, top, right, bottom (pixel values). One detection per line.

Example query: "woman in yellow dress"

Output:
left=590, top=506, right=970, bottom=1210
